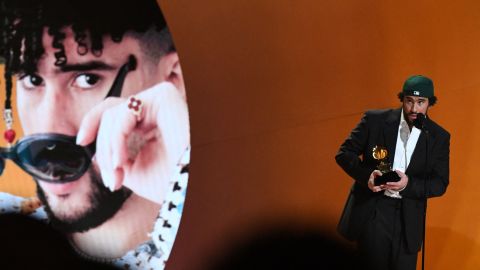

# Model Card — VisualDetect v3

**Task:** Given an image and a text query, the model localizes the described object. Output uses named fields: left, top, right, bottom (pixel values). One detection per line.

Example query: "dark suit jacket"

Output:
left=335, top=108, right=450, bottom=253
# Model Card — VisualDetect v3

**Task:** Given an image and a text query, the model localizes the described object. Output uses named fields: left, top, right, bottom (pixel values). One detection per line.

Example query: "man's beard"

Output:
left=36, top=169, right=132, bottom=233
left=403, top=111, right=417, bottom=127
left=403, top=111, right=412, bottom=124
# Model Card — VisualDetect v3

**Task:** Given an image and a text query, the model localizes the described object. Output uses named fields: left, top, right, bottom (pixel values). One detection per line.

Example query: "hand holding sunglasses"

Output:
left=76, top=81, right=190, bottom=205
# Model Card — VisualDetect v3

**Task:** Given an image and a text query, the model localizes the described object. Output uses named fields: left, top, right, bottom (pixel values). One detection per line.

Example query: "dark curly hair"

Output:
left=0, top=0, right=175, bottom=110
left=397, top=92, right=437, bottom=106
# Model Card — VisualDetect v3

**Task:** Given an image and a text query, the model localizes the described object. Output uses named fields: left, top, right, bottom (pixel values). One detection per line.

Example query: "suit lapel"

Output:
left=406, top=132, right=425, bottom=174
left=383, top=108, right=401, bottom=165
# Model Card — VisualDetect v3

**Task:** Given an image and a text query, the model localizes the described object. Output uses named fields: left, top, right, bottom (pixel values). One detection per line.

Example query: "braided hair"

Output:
left=0, top=0, right=174, bottom=111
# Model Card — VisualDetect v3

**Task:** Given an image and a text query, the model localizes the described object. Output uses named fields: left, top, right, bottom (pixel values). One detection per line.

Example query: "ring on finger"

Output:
left=127, top=96, right=144, bottom=122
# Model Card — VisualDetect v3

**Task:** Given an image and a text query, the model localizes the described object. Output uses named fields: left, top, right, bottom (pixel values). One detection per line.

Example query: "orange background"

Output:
left=1, top=0, right=479, bottom=269
left=163, top=1, right=480, bottom=270
left=0, top=68, right=35, bottom=196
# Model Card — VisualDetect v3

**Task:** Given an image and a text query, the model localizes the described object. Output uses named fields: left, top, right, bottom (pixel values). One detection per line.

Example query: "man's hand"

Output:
left=76, top=82, right=190, bottom=205
left=384, top=170, right=408, bottom=191
left=368, top=170, right=385, bottom=192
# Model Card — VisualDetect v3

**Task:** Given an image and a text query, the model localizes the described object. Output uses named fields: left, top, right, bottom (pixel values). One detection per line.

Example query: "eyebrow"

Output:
left=59, top=61, right=116, bottom=72
left=406, top=97, right=427, bottom=101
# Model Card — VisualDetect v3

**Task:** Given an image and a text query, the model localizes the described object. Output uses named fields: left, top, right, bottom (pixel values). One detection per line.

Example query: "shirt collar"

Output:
left=400, top=109, right=408, bottom=127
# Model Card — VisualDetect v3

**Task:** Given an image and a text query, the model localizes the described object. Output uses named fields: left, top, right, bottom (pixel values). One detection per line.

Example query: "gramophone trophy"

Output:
left=372, top=145, right=400, bottom=186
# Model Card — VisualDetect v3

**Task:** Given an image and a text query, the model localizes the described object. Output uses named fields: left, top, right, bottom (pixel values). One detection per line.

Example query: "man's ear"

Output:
left=157, top=52, right=186, bottom=99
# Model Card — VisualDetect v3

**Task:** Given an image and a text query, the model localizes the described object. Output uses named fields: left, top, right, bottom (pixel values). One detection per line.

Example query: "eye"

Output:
left=73, top=74, right=101, bottom=89
left=20, top=74, right=44, bottom=89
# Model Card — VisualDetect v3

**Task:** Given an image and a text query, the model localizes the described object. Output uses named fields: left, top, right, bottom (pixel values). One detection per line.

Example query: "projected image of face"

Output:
left=19, top=29, right=145, bottom=232
left=1, top=0, right=190, bottom=269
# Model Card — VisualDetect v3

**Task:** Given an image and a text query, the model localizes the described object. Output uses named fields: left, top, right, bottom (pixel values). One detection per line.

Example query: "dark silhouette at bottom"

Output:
left=0, top=214, right=119, bottom=270
left=208, top=224, right=368, bottom=270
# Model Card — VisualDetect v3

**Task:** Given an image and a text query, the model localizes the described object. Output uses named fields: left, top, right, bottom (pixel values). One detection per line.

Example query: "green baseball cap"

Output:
left=402, top=75, right=434, bottom=98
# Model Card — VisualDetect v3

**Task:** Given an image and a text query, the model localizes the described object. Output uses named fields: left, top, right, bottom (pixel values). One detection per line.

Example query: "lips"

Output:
left=40, top=180, right=80, bottom=196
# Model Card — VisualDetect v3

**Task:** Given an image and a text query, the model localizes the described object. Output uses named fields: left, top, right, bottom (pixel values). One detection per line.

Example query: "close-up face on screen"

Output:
left=0, top=0, right=189, bottom=269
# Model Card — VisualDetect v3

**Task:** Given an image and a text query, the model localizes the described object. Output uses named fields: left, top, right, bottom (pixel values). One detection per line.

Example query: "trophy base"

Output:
left=374, top=171, right=400, bottom=186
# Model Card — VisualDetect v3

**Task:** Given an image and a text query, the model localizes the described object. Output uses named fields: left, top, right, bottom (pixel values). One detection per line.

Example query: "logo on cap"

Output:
left=413, top=90, right=420, bottom=96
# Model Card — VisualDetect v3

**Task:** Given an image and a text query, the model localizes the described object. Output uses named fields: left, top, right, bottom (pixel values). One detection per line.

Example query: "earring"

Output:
left=3, top=109, right=15, bottom=146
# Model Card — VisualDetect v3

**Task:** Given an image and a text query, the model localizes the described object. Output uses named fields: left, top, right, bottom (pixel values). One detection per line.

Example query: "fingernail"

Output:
left=109, top=174, right=116, bottom=192
left=76, top=129, right=85, bottom=145
left=110, top=170, right=119, bottom=192
left=101, top=171, right=114, bottom=192
left=113, top=156, right=121, bottom=170
left=109, top=182, right=115, bottom=192
left=113, top=168, right=124, bottom=190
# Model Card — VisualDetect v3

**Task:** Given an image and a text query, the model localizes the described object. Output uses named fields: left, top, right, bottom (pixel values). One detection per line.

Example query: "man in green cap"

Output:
left=335, top=75, right=450, bottom=270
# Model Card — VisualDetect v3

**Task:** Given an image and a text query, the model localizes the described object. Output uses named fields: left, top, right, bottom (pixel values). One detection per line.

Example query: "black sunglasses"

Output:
left=0, top=55, right=137, bottom=183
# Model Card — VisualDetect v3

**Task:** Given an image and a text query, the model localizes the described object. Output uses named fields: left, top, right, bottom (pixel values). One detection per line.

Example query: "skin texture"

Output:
left=15, top=27, right=189, bottom=257
left=368, top=95, right=429, bottom=192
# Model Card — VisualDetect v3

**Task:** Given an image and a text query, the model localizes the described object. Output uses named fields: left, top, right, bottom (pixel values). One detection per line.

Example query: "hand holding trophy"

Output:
left=372, top=145, right=400, bottom=186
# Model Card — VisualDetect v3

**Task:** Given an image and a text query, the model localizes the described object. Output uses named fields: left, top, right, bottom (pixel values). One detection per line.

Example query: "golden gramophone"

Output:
left=372, top=145, right=400, bottom=185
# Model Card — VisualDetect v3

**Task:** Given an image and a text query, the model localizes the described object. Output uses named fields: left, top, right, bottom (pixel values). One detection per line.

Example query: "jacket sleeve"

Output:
left=400, top=132, right=450, bottom=199
left=335, top=112, right=374, bottom=186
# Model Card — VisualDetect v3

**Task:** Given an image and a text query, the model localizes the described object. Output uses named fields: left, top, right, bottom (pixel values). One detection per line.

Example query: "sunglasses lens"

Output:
left=16, top=138, right=92, bottom=182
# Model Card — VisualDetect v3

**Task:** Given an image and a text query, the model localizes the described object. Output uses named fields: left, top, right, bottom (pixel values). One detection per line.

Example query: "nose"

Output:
left=412, top=102, right=422, bottom=113
left=34, top=88, right=78, bottom=136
